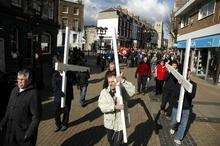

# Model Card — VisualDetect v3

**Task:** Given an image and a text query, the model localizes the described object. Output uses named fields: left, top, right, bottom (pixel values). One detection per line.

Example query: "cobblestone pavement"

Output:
left=37, top=57, right=220, bottom=146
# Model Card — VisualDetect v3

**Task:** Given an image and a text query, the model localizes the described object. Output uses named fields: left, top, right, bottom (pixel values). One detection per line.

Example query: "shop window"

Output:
left=41, top=33, right=51, bottom=54
left=198, top=1, right=215, bottom=20
left=11, top=0, right=22, bottom=7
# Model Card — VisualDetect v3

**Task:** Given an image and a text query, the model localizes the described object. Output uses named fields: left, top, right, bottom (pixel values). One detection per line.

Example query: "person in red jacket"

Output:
left=155, top=60, right=167, bottom=95
left=135, top=56, right=151, bottom=93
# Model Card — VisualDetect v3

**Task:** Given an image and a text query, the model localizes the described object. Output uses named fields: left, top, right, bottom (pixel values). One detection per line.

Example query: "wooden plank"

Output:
left=55, top=62, right=90, bottom=72
left=165, top=63, right=192, bottom=93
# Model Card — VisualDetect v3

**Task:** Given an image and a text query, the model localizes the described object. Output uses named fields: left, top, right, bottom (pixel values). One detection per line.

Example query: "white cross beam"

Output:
left=55, top=62, right=90, bottom=73
left=165, top=63, right=192, bottom=93
left=112, top=28, right=127, bottom=143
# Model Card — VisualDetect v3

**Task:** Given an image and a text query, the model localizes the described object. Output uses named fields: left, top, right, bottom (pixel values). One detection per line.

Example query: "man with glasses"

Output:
left=0, top=69, right=41, bottom=146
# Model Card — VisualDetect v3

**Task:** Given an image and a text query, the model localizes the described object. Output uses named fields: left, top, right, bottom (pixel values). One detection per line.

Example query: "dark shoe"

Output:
left=54, top=126, right=61, bottom=132
left=60, top=125, right=68, bottom=131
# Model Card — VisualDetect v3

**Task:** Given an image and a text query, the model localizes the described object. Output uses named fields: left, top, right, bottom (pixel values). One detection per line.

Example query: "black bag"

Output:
left=112, top=131, right=123, bottom=146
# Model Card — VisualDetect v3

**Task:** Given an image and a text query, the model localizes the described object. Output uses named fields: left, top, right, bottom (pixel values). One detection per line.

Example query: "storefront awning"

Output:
left=177, top=34, right=220, bottom=49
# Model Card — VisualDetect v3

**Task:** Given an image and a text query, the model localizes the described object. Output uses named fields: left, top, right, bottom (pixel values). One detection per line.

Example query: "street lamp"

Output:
left=97, top=27, right=107, bottom=53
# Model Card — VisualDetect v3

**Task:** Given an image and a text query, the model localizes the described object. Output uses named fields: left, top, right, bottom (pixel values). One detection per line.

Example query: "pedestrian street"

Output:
left=37, top=63, right=220, bottom=146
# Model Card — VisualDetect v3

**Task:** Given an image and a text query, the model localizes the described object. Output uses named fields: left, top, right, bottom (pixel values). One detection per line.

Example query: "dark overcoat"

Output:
left=0, top=85, right=41, bottom=146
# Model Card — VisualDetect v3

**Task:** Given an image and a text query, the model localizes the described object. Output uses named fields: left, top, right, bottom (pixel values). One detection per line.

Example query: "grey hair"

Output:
left=17, top=69, right=32, bottom=82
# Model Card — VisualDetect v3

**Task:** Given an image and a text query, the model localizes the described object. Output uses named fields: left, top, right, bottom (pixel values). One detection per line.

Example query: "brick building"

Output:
left=175, top=0, right=220, bottom=84
left=57, top=0, right=84, bottom=50
left=97, top=7, right=155, bottom=51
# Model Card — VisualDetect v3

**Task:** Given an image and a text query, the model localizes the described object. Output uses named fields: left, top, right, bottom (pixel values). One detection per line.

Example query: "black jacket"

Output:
left=0, top=85, right=41, bottom=145
left=76, top=71, right=90, bottom=86
left=52, top=71, right=65, bottom=103
left=174, top=80, right=197, bottom=110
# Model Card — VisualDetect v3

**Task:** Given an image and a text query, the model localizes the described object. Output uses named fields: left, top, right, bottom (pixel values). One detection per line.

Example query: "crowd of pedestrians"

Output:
left=0, top=48, right=197, bottom=146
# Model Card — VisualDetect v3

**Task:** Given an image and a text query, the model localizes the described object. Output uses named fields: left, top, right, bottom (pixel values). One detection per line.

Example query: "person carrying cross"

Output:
left=169, top=69, right=197, bottom=145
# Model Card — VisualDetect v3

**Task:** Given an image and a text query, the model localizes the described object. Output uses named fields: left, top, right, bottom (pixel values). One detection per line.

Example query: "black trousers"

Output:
left=155, top=80, right=164, bottom=95
left=54, top=99, right=72, bottom=127
left=106, top=129, right=123, bottom=146
left=160, top=90, right=174, bottom=116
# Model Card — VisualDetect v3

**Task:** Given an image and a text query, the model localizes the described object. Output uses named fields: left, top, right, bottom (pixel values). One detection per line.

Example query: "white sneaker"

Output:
left=174, top=139, right=181, bottom=145
left=170, top=129, right=175, bottom=135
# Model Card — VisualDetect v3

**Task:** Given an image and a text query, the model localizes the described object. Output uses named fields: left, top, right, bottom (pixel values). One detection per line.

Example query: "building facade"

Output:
left=57, top=0, right=84, bottom=50
left=154, top=21, right=164, bottom=48
left=97, top=7, right=154, bottom=52
left=175, top=0, right=220, bottom=84
left=0, top=0, right=59, bottom=87
left=84, top=26, right=98, bottom=51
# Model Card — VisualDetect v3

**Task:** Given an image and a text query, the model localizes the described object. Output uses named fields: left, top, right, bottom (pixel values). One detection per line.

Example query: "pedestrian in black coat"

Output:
left=0, top=69, right=41, bottom=146
left=160, top=61, right=179, bottom=116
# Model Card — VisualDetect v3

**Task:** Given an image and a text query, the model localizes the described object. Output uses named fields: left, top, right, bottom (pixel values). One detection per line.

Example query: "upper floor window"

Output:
left=180, top=16, right=189, bottom=28
left=32, top=0, right=41, bottom=15
left=62, top=17, right=68, bottom=28
left=73, top=8, right=79, bottom=15
left=11, top=0, right=22, bottom=7
left=73, top=18, right=79, bottom=31
left=198, top=1, right=215, bottom=20
left=62, top=6, right=69, bottom=14
left=42, top=0, right=54, bottom=20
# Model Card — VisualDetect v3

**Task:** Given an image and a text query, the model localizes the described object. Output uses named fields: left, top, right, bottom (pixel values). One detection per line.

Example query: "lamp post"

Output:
left=97, top=27, right=107, bottom=53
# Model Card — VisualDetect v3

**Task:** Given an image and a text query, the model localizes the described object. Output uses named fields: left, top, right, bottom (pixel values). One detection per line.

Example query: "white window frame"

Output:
left=180, top=16, right=189, bottom=28
left=62, top=6, right=69, bottom=14
left=73, top=8, right=79, bottom=15
left=198, top=0, right=215, bottom=20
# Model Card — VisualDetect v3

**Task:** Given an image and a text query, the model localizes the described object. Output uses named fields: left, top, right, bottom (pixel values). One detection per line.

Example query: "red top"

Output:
left=156, top=64, right=167, bottom=80
left=135, top=62, right=151, bottom=76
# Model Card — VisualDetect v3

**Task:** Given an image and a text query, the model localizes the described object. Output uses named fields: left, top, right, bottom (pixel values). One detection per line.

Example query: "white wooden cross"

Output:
left=55, top=26, right=90, bottom=108
left=112, top=29, right=128, bottom=143
left=165, top=38, right=192, bottom=122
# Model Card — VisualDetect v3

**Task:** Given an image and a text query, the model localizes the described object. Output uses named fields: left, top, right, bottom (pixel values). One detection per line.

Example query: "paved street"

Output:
left=37, top=57, right=220, bottom=146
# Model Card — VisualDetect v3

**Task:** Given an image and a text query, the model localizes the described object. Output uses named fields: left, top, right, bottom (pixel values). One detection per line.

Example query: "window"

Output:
left=180, top=16, right=189, bottom=28
left=198, top=1, right=215, bottom=20
left=32, top=0, right=41, bottom=15
left=73, top=8, right=79, bottom=15
left=73, top=34, right=77, bottom=43
left=42, top=1, right=54, bottom=19
left=11, top=0, right=22, bottom=7
left=62, top=17, right=68, bottom=28
left=73, top=19, right=79, bottom=31
left=41, top=33, right=51, bottom=54
left=62, top=6, right=69, bottom=14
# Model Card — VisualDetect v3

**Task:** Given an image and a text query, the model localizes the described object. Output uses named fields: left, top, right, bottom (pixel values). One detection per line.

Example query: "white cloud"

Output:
left=84, top=0, right=170, bottom=25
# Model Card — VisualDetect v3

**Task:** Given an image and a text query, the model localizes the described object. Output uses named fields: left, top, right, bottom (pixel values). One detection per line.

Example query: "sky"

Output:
left=69, top=0, right=174, bottom=38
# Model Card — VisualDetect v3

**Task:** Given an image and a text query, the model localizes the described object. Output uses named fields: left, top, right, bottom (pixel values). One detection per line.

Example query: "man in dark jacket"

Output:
left=160, top=61, right=178, bottom=116
left=169, top=69, right=197, bottom=145
left=0, top=69, right=41, bottom=146
left=52, top=70, right=74, bottom=132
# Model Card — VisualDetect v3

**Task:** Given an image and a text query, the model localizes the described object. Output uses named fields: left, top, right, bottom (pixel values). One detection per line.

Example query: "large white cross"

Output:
left=55, top=27, right=90, bottom=108
left=166, top=38, right=192, bottom=122
left=112, top=29, right=128, bottom=143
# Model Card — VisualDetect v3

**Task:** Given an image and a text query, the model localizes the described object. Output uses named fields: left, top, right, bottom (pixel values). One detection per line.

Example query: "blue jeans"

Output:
left=170, top=108, right=189, bottom=140
left=79, top=85, right=87, bottom=105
